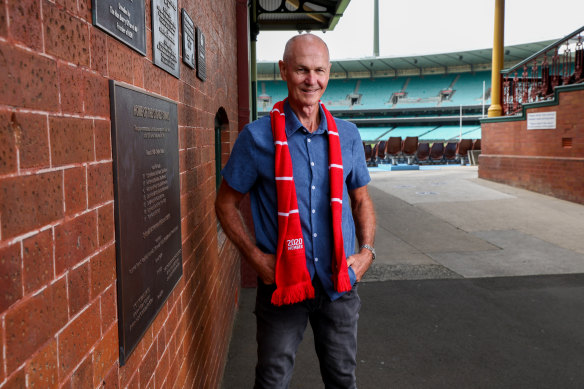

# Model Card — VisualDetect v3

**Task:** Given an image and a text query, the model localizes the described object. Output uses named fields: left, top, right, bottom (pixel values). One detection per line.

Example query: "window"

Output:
left=214, top=108, right=229, bottom=189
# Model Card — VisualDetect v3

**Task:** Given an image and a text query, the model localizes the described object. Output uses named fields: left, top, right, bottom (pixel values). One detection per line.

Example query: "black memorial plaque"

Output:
left=152, top=0, right=180, bottom=78
left=109, top=81, right=182, bottom=365
left=181, top=9, right=195, bottom=69
left=92, top=0, right=146, bottom=55
left=196, top=27, right=206, bottom=81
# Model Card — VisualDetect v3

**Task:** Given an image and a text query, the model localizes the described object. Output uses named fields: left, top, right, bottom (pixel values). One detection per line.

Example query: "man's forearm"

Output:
left=215, top=181, right=276, bottom=284
left=351, top=187, right=376, bottom=247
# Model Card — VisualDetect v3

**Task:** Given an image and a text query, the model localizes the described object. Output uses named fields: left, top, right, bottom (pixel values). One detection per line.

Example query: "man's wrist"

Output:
left=360, top=244, right=375, bottom=261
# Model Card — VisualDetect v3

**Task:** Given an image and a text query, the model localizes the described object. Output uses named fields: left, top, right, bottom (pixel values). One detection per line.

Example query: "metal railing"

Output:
left=501, top=25, right=584, bottom=116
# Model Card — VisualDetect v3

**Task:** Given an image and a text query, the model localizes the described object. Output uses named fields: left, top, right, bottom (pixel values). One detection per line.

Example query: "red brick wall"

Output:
left=479, top=87, right=584, bottom=205
left=0, top=0, right=242, bottom=387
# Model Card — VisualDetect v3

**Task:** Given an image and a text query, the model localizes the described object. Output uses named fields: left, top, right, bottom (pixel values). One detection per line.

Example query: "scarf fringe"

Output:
left=271, top=281, right=315, bottom=306
left=332, top=271, right=352, bottom=293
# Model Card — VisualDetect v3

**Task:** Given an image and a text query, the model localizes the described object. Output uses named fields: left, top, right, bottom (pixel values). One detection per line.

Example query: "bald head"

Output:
left=282, top=34, right=330, bottom=64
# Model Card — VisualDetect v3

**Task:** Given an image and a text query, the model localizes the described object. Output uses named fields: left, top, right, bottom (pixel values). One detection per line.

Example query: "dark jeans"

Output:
left=254, top=276, right=361, bottom=389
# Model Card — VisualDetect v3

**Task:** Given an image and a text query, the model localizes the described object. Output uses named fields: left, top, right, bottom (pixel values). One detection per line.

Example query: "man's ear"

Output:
left=278, top=60, right=287, bottom=81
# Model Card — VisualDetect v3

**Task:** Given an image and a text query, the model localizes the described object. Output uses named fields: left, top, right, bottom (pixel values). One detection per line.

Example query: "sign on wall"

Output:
left=152, top=0, right=180, bottom=78
left=92, top=0, right=146, bottom=55
left=181, top=9, right=195, bottom=69
left=109, top=81, right=183, bottom=365
left=196, top=27, right=206, bottom=81
left=527, top=111, right=557, bottom=130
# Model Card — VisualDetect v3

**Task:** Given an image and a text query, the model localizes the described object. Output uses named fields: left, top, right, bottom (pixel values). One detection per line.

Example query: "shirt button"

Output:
left=311, top=185, right=316, bottom=190
left=310, top=162, right=315, bottom=166
left=311, top=209, right=315, bottom=214
left=307, top=138, right=311, bottom=143
left=313, top=233, right=317, bottom=238
left=315, top=257, right=319, bottom=262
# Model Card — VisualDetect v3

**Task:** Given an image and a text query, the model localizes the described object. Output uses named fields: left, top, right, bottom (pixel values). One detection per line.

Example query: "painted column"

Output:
left=488, top=0, right=505, bottom=117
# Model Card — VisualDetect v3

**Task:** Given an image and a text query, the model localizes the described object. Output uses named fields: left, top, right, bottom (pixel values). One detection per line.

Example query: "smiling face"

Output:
left=279, top=35, right=331, bottom=114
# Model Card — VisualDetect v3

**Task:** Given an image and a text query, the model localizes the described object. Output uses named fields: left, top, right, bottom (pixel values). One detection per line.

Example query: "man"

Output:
left=215, top=34, right=376, bottom=389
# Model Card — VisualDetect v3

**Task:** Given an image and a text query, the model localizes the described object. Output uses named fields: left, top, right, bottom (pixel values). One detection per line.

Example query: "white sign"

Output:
left=527, top=112, right=556, bottom=130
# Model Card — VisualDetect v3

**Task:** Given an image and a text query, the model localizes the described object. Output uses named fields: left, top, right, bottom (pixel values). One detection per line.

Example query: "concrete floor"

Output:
left=221, top=166, right=584, bottom=389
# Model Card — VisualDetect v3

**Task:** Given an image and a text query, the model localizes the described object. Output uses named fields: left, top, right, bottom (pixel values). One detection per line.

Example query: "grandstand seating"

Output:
left=402, top=137, right=418, bottom=164
left=358, top=127, right=393, bottom=142
left=429, top=142, right=445, bottom=164
left=257, top=71, right=493, bottom=112
left=444, top=142, right=458, bottom=162
left=416, top=143, right=430, bottom=163
left=442, top=71, right=491, bottom=107
left=456, top=139, right=473, bottom=164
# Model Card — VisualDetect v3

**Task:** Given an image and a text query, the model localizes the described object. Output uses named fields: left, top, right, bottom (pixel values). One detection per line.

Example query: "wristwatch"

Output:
left=360, top=244, right=376, bottom=261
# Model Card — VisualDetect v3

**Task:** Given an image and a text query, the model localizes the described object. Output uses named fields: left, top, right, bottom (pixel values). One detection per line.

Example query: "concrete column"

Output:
left=373, top=0, right=379, bottom=57
left=488, top=0, right=505, bottom=117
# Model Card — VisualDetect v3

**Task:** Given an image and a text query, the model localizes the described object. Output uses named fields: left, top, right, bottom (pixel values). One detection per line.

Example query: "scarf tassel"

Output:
left=332, top=269, right=352, bottom=293
left=271, top=281, right=315, bottom=306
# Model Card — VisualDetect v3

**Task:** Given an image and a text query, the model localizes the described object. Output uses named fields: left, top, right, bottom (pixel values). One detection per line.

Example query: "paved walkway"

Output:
left=221, top=166, right=584, bottom=388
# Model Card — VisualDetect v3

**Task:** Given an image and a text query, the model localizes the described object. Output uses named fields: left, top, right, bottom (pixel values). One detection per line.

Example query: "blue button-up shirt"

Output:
left=221, top=101, right=370, bottom=300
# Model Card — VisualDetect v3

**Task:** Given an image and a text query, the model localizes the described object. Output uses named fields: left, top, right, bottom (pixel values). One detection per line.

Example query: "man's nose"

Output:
left=304, top=71, right=317, bottom=84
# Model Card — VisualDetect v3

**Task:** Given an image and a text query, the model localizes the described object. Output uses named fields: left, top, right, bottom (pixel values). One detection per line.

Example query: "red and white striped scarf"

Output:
left=269, top=100, right=352, bottom=306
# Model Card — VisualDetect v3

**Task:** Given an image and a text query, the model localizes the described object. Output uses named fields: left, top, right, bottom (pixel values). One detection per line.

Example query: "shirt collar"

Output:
left=284, top=100, right=328, bottom=137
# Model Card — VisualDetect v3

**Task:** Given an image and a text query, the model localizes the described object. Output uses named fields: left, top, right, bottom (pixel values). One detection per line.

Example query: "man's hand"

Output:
left=253, top=251, right=277, bottom=285
left=348, top=185, right=376, bottom=282
left=346, top=249, right=374, bottom=282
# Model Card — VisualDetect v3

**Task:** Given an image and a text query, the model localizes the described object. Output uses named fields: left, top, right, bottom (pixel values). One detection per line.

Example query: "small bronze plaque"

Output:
left=181, top=9, right=195, bottom=69
left=109, top=81, right=182, bottom=365
left=152, top=0, right=180, bottom=78
left=92, top=0, right=146, bottom=55
left=196, top=27, right=206, bottom=81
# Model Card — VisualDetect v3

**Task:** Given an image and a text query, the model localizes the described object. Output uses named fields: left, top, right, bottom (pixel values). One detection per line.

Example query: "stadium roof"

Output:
left=257, top=40, right=556, bottom=77
left=252, top=0, right=352, bottom=31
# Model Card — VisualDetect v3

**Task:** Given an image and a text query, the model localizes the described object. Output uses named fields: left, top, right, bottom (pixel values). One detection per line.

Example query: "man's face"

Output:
left=279, top=38, right=331, bottom=110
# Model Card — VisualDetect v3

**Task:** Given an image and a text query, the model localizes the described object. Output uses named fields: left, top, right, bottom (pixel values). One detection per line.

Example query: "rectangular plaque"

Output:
left=109, top=81, right=182, bottom=365
left=152, top=0, right=180, bottom=78
left=181, top=9, right=195, bottom=69
left=527, top=111, right=556, bottom=130
left=92, top=0, right=146, bottom=55
left=196, top=27, right=206, bottom=81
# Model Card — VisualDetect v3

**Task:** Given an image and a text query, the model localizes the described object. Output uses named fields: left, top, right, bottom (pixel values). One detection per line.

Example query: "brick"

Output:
left=43, top=0, right=89, bottom=66
left=22, top=229, right=54, bottom=294
left=87, top=162, right=113, bottom=207
left=55, top=0, right=76, bottom=15
left=5, top=277, right=68, bottom=372
left=13, top=111, right=50, bottom=170
left=64, top=166, right=87, bottom=215
left=58, top=300, right=101, bottom=377
left=0, top=171, right=63, bottom=239
left=68, top=355, right=93, bottom=389
left=97, top=202, right=114, bottom=246
left=0, top=0, right=7, bottom=38
left=68, top=261, right=90, bottom=316
left=0, top=44, right=58, bottom=112
left=7, top=0, right=42, bottom=50
left=58, top=63, right=85, bottom=114
left=84, top=71, right=109, bottom=117
left=93, top=324, right=118, bottom=386
left=100, top=284, right=117, bottom=331
left=90, top=244, right=115, bottom=299
left=2, top=368, right=26, bottom=389
left=0, top=243, right=22, bottom=314
left=25, top=338, right=58, bottom=389
left=90, top=27, right=108, bottom=76
left=54, top=211, right=98, bottom=275
left=100, top=364, right=120, bottom=389
left=77, top=0, right=91, bottom=22
left=107, top=37, right=133, bottom=83
left=139, top=343, right=157, bottom=388
left=94, top=120, right=112, bottom=161
left=49, top=116, right=94, bottom=166
left=0, top=110, right=17, bottom=175
left=132, top=55, right=145, bottom=89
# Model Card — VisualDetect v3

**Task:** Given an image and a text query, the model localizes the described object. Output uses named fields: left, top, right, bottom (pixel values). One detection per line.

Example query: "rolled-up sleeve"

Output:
left=221, top=126, right=258, bottom=194
left=347, top=126, right=370, bottom=190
